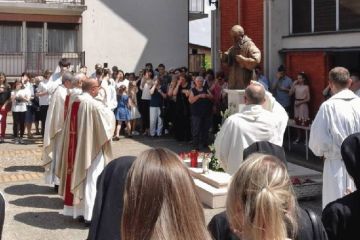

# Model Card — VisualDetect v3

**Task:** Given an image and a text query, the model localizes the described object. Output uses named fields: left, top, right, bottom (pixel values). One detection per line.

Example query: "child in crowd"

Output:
left=114, top=85, right=131, bottom=140
left=128, top=78, right=141, bottom=136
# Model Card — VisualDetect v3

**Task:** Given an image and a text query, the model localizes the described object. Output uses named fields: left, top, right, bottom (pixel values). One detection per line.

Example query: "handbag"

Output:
left=305, top=208, right=328, bottom=240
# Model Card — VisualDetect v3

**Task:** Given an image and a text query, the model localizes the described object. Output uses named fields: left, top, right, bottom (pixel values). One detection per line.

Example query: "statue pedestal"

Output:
left=225, top=89, right=246, bottom=115
left=188, top=168, right=231, bottom=208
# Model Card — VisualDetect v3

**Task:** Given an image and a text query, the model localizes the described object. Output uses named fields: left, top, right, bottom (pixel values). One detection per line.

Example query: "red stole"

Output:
left=64, top=101, right=80, bottom=207
left=64, top=95, right=70, bottom=120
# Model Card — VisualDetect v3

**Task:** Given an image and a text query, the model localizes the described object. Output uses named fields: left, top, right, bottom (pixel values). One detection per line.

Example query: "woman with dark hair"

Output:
left=21, top=72, right=35, bottom=139
left=121, top=148, right=212, bottom=240
left=189, top=76, right=213, bottom=150
left=0, top=72, right=11, bottom=143
left=289, top=72, right=310, bottom=143
left=11, top=79, right=30, bottom=144
left=170, top=74, right=191, bottom=141
left=139, top=69, right=154, bottom=135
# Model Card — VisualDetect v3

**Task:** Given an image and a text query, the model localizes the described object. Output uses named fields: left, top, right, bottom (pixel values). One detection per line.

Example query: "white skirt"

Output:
left=130, top=106, right=141, bottom=119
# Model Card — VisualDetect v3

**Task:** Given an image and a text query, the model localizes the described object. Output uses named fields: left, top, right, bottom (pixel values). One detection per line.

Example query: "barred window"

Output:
left=0, top=22, right=22, bottom=53
left=48, top=23, right=78, bottom=52
left=340, top=0, right=360, bottom=30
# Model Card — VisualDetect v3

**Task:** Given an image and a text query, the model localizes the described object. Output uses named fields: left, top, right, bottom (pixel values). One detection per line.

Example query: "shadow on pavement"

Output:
left=131, top=135, right=206, bottom=153
left=9, top=196, right=63, bottom=209
left=4, top=165, right=44, bottom=173
left=4, top=184, right=56, bottom=196
left=14, top=212, right=87, bottom=230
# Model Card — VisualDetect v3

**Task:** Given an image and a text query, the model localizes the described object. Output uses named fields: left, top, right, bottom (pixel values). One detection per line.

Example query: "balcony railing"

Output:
left=189, top=0, right=204, bottom=13
left=0, top=51, right=85, bottom=78
left=0, top=0, right=85, bottom=5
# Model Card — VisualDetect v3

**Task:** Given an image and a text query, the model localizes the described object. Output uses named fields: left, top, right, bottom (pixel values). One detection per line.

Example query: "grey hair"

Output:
left=73, top=72, right=85, bottom=85
left=195, top=76, right=204, bottom=82
left=62, top=71, right=74, bottom=84
left=329, top=67, right=350, bottom=88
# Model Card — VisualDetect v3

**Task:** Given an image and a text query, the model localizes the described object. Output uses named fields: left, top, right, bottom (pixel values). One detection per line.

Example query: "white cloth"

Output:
left=215, top=104, right=286, bottom=175
left=48, top=72, right=62, bottom=96
left=108, top=79, right=118, bottom=110
left=355, top=88, right=360, bottom=97
left=141, top=78, right=152, bottom=100
left=43, top=85, right=68, bottom=186
left=37, top=79, right=51, bottom=106
left=62, top=151, right=104, bottom=221
left=309, top=89, right=360, bottom=209
left=11, top=89, right=30, bottom=112
left=116, top=79, right=129, bottom=89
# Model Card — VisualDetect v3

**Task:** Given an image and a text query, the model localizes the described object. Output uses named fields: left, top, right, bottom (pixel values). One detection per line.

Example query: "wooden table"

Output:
left=287, top=119, right=311, bottom=160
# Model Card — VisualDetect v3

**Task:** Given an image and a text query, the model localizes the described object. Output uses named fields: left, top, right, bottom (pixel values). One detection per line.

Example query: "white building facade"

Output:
left=0, top=0, right=189, bottom=77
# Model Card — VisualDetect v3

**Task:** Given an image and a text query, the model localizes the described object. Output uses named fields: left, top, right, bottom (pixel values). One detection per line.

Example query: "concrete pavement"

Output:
left=0, top=115, right=321, bottom=240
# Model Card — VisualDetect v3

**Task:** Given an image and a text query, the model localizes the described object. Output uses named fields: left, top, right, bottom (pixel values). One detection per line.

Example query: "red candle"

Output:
left=190, top=150, right=199, bottom=167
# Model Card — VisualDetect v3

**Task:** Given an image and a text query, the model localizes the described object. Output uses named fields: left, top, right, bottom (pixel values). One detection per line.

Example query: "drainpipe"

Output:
left=237, top=0, right=241, bottom=24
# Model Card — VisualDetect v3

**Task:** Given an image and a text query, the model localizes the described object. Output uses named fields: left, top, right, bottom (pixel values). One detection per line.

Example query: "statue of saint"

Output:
left=220, top=25, right=261, bottom=89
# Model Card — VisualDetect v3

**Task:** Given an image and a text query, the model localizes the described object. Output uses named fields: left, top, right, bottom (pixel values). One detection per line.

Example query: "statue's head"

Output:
left=230, top=25, right=244, bottom=44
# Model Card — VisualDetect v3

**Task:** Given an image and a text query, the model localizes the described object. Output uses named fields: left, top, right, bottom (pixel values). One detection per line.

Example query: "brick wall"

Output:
left=285, top=51, right=330, bottom=118
left=220, top=0, right=264, bottom=65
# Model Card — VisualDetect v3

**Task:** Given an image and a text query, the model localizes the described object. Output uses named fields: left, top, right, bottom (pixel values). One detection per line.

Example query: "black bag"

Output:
left=305, top=208, right=328, bottom=240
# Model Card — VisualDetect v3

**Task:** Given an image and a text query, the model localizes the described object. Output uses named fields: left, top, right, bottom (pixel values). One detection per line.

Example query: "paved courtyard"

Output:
left=0, top=116, right=322, bottom=240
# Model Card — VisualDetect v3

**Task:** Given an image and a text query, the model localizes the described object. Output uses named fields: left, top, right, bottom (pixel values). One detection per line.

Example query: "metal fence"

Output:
left=0, top=52, right=85, bottom=78
left=22, top=0, right=85, bottom=5
left=189, top=0, right=204, bottom=13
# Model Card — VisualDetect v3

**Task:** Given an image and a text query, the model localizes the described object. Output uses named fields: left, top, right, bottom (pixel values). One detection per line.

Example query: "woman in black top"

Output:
left=171, top=75, right=191, bottom=141
left=0, top=73, right=11, bottom=143
left=188, top=76, right=213, bottom=150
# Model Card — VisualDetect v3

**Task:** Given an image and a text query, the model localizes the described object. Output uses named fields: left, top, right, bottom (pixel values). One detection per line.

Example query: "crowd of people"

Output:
left=1, top=55, right=360, bottom=240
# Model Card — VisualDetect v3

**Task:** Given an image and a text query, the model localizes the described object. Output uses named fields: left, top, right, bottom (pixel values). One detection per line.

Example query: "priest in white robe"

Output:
left=43, top=72, right=74, bottom=188
left=214, top=83, right=288, bottom=175
left=309, top=67, right=360, bottom=209
left=48, top=58, right=71, bottom=96
left=58, top=78, right=115, bottom=222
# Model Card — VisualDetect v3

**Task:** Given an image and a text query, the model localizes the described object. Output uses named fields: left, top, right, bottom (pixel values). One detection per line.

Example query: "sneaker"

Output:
left=14, top=138, right=19, bottom=144
left=19, top=138, right=24, bottom=144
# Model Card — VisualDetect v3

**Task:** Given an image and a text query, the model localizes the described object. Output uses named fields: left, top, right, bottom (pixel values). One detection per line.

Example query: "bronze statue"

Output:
left=220, top=25, right=261, bottom=89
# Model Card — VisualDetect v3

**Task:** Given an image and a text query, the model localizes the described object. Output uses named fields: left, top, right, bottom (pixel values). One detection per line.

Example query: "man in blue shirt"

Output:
left=271, top=65, right=293, bottom=114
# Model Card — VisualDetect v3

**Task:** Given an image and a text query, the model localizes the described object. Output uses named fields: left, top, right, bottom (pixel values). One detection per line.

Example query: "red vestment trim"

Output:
left=64, top=95, right=70, bottom=120
left=64, top=101, right=80, bottom=207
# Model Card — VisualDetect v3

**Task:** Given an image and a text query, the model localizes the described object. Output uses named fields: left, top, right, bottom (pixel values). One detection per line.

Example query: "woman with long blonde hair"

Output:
left=121, top=148, right=212, bottom=240
left=227, top=154, right=298, bottom=240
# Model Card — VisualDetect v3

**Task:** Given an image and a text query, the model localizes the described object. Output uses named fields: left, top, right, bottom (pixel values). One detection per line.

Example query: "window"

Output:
left=340, top=0, right=360, bottom=30
left=314, top=0, right=336, bottom=32
left=48, top=23, right=78, bottom=52
left=0, top=22, right=22, bottom=53
left=291, top=0, right=360, bottom=34
left=292, top=0, right=311, bottom=33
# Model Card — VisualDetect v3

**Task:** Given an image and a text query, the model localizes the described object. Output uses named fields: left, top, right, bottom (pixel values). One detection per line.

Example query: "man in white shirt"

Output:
left=48, top=58, right=71, bottom=95
left=36, top=71, right=51, bottom=136
left=215, top=83, right=287, bottom=174
left=309, top=66, right=360, bottom=209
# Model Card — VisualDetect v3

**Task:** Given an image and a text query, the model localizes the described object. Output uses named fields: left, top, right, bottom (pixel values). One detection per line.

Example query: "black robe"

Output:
left=87, top=156, right=135, bottom=240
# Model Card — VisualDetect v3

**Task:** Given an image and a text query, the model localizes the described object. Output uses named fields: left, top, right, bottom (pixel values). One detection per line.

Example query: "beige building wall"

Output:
left=82, top=0, right=188, bottom=73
